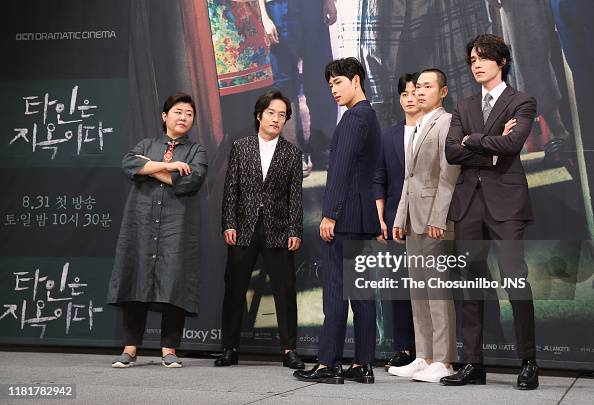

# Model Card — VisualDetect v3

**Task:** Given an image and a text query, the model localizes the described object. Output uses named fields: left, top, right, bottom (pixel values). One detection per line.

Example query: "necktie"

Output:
left=483, top=93, right=493, bottom=124
left=163, top=140, right=179, bottom=162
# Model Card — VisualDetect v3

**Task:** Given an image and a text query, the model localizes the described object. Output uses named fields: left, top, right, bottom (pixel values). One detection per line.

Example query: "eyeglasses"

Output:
left=263, top=109, right=287, bottom=120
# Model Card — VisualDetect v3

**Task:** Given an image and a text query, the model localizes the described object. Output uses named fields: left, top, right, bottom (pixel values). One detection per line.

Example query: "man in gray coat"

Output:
left=390, top=69, right=460, bottom=383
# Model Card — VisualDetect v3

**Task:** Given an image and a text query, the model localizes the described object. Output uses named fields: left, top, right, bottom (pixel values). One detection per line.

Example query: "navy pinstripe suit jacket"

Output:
left=373, top=122, right=405, bottom=235
left=322, top=99, right=381, bottom=235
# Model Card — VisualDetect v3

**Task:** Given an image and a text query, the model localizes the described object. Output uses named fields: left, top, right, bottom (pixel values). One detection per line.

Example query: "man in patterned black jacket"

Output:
left=215, top=90, right=305, bottom=370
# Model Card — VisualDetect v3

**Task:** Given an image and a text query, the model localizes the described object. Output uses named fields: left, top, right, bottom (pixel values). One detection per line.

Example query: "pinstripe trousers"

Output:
left=318, top=233, right=377, bottom=366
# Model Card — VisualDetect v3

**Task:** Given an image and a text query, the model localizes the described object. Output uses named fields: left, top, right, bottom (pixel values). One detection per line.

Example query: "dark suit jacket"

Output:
left=323, top=99, right=382, bottom=235
left=373, top=122, right=405, bottom=236
left=222, top=135, right=303, bottom=248
left=445, top=86, right=536, bottom=222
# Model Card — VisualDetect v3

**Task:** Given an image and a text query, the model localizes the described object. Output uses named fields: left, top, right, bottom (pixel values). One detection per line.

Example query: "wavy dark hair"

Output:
left=397, top=72, right=419, bottom=94
left=324, top=57, right=367, bottom=94
left=466, top=33, right=512, bottom=82
left=253, top=90, right=292, bottom=132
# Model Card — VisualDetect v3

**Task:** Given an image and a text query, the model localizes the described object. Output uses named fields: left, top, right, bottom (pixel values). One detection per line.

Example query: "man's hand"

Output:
left=378, top=220, right=388, bottom=240
left=502, top=118, right=517, bottom=136
left=393, top=227, right=405, bottom=243
left=376, top=220, right=389, bottom=245
left=224, top=229, right=237, bottom=246
left=427, top=225, right=445, bottom=240
left=288, top=237, right=301, bottom=251
left=165, top=161, right=191, bottom=176
left=323, top=0, right=337, bottom=25
left=320, top=217, right=336, bottom=242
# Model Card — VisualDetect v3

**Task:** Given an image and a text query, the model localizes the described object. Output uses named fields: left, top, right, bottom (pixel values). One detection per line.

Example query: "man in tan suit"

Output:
left=389, top=68, right=460, bottom=383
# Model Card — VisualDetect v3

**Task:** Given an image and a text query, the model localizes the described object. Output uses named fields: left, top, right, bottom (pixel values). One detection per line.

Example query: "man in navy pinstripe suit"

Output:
left=294, top=57, right=381, bottom=384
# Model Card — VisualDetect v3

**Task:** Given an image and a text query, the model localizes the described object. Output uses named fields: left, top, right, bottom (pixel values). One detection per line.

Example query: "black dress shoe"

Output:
left=440, top=363, right=486, bottom=386
left=214, top=349, right=238, bottom=367
left=343, top=364, right=375, bottom=384
left=517, top=359, right=539, bottom=390
left=293, top=364, right=344, bottom=384
left=384, top=351, right=414, bottom=371
left=283, top=350, right=305, bottom=369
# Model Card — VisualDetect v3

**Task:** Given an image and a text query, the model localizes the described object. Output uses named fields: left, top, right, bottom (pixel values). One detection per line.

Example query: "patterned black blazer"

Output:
left=222, top=135, right=303, bottom=248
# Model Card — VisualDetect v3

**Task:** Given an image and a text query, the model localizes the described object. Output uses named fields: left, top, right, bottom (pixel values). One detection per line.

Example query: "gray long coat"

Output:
left=106, top=134, right=208, bottom=315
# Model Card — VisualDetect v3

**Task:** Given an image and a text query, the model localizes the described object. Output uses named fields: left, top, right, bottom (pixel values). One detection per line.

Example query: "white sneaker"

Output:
left=388, top=358, right=428, bottom=377
left=412, top=362, right=454, bottom=383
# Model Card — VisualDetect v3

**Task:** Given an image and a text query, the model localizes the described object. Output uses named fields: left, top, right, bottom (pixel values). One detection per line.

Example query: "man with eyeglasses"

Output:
left=216, top=90, right=305, bottom=370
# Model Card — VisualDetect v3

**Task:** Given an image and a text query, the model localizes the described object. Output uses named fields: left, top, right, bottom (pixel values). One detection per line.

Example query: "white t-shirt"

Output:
left=258, top=134, right=279, bottom=181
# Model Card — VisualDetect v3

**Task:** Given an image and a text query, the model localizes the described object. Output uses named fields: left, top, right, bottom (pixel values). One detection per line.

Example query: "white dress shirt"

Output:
left=258, top=134, right=278, bottom=181
left=482, top=80, right=507, bottom=109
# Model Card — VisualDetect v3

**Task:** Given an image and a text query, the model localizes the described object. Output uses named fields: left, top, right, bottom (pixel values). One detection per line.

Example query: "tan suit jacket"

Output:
left=393, top=107, right=460, bottom=235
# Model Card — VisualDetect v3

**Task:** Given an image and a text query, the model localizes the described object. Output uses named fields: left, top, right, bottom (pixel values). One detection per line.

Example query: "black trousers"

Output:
left=121, top=302, right=186, bottom=348
left=391, top=300, right=415, bottom=352
left=318, top=233, right=376, bottom=366
left=221, top=219, right=297, bottom=350
left=455, top=187, right=536, bottom=363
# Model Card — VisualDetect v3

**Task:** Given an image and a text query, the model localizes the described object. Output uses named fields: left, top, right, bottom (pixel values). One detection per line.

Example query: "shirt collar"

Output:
left=161, top=134, right=188, bottom=144
left=417, top=107, right=442, bottom=131
left=482, top=81, right=507, bottom=104
left=258, top=133, right=280, bottom=146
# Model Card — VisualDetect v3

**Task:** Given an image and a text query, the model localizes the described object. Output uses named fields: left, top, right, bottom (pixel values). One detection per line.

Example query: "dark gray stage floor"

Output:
left=1, top=351, right=592, bottom=404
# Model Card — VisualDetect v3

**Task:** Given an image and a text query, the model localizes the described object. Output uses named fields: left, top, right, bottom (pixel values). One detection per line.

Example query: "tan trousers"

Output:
left=406, top=219, right=457, bottom=363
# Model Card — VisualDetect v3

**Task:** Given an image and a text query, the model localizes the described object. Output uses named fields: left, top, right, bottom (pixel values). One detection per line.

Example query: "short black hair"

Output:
left=162, top=92, right=196, bottom=132
left=418, top=68, right=448, bottom=88
left=253, top=90, right=292, bottom=132
left=466, top=33, right=512, bottom=82
left=397, top=72, right=419, bottom=94
left=324, top=57, right=366, bottom=94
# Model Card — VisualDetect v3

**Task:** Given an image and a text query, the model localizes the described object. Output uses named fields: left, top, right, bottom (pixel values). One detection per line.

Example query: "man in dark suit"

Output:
left=374, top=72, right=422, bottom=371
left=294, top=57, right=381, bottom=384
left=216, top=90, right=305, bottom=370
left=441, top=34, right=539, bottom=390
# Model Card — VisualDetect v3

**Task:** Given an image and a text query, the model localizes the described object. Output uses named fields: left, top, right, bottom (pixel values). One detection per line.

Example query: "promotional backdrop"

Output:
left=2, top=0, right=594, bottom=371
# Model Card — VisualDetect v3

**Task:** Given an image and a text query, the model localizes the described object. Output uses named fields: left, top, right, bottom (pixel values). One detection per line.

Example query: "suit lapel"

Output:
left=405, top=129, right=415, bottom=176
left=484, top=86, right=514, bottom=135
left=412, top=107, right=445, bottom=166
left=250, top=136, right=264, bottom=188
left=469, top=93, right=484, bottom=132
